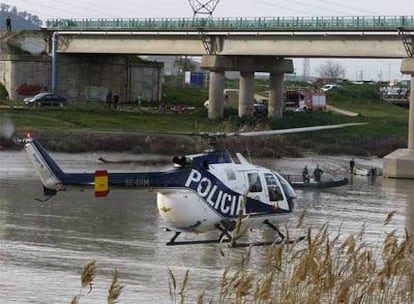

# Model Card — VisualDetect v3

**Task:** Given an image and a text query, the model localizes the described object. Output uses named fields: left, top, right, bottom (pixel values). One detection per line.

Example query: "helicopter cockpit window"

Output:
left=248, top=173, right=262, bottom=192
left=273, top=171, right=296, bottom=199
left=265, top=173, right=284, bottom=201
left=173, top=156, right=192, bottom=168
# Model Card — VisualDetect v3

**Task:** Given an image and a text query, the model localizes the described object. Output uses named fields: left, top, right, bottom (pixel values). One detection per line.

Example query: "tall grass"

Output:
left=71, top=260, right=123, bottom=304
left=68, top=211, right=413, bottom=303
left=168, top=211, right=414, bottom=303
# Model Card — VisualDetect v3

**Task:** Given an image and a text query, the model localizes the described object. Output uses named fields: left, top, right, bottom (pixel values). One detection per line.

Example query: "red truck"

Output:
left=284, top=90, right=327, bottom=112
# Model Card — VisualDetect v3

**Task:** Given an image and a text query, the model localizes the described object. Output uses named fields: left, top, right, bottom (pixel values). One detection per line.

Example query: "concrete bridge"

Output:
left=48, top=15, right=413, bottom=57
left=44, top=15, right=414, bottom=178
left=47, top=16, right=414, bottom=118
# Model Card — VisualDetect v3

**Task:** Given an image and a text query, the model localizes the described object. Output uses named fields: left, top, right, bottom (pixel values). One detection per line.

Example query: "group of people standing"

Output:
left=301, top=158, right=356, bottom=183
left=302, top=165, right=324, bottom=182
left=106, top=90, right=119, bottom=108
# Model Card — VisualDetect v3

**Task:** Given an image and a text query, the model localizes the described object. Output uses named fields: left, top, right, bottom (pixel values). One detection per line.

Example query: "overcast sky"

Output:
left=8, top=0, right=414, bottom=81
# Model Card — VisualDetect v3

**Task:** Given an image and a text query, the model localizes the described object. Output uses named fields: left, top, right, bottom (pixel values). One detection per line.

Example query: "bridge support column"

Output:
left=268, top=72, right=284, bottom=119
left=208, top=70, right=225, bottom=119
left=201, top=55, right=293, bottom=119
left=383, top=57, right=414, bottom=179
left=239, top=71, right=255, bottom=117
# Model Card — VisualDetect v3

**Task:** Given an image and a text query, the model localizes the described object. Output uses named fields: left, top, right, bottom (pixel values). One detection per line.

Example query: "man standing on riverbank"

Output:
left=113, top=92, right=119, bottom=109
left=350, top=158, right=355, bottom=174
left=6, top=16, right=11, bottom=31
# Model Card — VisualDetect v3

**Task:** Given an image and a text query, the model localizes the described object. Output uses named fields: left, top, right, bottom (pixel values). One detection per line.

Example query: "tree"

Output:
left=317, top=61, right=345, bottom=81
left=174, top=56, right=196, bottom=75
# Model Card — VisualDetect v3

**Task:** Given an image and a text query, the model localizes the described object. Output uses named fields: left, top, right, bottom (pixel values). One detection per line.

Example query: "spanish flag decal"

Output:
left=95, top=170, right=109, bottom=197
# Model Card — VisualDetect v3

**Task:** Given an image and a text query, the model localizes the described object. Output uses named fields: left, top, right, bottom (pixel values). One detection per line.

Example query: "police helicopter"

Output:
left=23, top=123, right=364, bottom=247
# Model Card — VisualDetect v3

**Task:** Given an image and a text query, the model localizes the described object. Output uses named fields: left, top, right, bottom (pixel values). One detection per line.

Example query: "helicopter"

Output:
left=23, top=123, right=365, bottom=247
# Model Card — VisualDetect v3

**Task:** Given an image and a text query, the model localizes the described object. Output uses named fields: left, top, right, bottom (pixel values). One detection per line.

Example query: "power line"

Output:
left=279, top=0, right=356, bottom=15
left=315, top=0, right=380, bottom=15
left=248, top=0, right=384, bottom=16
left=248, top=0, right=320, bottom=16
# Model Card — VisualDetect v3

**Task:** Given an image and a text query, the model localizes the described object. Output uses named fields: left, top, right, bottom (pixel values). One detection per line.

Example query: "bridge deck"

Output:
left=46, top=15, right=414, bottom=32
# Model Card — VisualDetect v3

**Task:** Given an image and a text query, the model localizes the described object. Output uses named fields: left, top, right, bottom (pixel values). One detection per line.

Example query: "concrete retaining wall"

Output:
left=0, top=54, right=163, bottom=102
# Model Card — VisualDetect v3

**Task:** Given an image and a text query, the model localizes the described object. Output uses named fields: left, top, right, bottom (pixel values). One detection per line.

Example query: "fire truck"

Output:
left=284, top=90, right=327, bottom=112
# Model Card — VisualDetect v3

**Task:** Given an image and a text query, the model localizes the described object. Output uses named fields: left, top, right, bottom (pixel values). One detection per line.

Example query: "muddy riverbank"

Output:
left=0, top=129, right=406, bottom=158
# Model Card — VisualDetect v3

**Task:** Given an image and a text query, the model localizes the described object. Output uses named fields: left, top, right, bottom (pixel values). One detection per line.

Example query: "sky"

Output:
left=7, top=0, right=414, bottom=81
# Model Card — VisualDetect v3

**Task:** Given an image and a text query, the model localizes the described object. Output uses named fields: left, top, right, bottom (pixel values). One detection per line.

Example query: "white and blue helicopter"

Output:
left=23, top=123, right=364, bottom=247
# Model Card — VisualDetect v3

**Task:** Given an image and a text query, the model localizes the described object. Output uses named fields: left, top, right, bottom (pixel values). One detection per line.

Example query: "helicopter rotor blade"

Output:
left=163, top=122, right=367, bottom=139
left=64, top=122, right=366, bottom=141
left=230, top=122, right=367, bottom=137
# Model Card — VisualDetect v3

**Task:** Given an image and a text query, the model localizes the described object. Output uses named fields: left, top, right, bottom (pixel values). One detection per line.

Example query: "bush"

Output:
left=0, top=82, right=9, bottom=99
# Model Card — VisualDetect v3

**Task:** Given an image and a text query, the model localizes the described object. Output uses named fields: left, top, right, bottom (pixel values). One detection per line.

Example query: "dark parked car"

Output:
left=23, top=92, right=67, bottom=107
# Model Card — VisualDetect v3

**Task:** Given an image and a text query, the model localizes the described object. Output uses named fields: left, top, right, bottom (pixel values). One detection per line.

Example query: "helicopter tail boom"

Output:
left=24, top=137, right=187, bottom=195
left=24, top=138, right=65, bottom=191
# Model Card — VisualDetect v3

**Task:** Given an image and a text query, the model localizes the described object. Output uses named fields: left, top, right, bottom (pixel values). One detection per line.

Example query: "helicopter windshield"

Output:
left=273, top=171, right=297, bottom=199
left=264, top=173, right=284, bottom=201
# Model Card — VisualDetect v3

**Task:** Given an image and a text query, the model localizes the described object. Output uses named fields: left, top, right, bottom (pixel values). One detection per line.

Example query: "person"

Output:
left=302, top=166, right=310, bottom=183
left=349, top=158, right=355, bottom=174
left=6, top=16, right=11, bottom=31
left=106, top=90, right=112, bottom=107
left=313, top=165, right=323, bottom=182
left=113, top=92, right=119, bottom=109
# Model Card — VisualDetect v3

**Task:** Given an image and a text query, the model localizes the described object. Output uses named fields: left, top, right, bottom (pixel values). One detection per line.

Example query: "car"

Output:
left=23, top=92, right=67, bottom=107
left=253, top=99, right=268, bottom=113
left=321, top=84, right=341, bottom=92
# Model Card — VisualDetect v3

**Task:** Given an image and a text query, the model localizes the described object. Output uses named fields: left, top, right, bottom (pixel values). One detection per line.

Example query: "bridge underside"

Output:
left=55, top=32, right=406, bottom=58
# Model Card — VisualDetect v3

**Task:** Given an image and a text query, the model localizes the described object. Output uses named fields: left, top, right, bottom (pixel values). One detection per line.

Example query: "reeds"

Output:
left=186, top=210, right=414, bottom=303
left=69, top=210, right=413, bottom=303
left=70, top=260, right=123, bottom=304
left=168, top=267, right=190, bottom=304
left=108, top=269, right=123, bottom=304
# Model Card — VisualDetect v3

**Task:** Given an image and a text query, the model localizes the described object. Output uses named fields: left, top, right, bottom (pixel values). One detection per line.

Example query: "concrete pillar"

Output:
left=268, top=72, right=284, bottom=119
left=208, top=70, right=225, bottom=120
left=409, top=73, right=414, bottom=150
left=383, top=57, right=414, bottom=179
left=239, top=71, right=255, bottom=117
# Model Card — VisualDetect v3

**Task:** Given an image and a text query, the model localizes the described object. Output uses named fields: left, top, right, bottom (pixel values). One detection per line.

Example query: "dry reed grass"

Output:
left=70, top=211, right=412, bottom=303
left=178, top=210, right=414, bottom=303
left=108, top=269, right=123, bottom=304
left=70, top=260, right=123, bottom=304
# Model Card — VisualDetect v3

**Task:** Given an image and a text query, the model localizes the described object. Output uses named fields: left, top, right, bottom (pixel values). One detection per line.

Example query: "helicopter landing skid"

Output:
left=166, top=220, right=304, bottom=247
left=166, top=225, right=232, bottom=246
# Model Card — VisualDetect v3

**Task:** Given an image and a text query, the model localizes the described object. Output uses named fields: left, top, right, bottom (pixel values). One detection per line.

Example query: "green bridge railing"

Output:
left=46, top=15, right=414, bottom=31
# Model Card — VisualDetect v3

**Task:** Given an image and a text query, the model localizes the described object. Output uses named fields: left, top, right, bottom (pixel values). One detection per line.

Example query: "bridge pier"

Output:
left=201, top=55, right=293, bottom=119
left=268, top=72, right=284, bottom=119
left=208, top=70, right=225, bottom=120
left=239, top=71, right=255, bottom=116
left=383, top=58, right=414, bottom=179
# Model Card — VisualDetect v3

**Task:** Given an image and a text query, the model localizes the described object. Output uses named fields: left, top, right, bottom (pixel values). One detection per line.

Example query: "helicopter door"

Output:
left=247, top=172, right=263, bottom=193
left=246, top=172, right=268, bottom=202
left=264, top=173, right=284, bottom=203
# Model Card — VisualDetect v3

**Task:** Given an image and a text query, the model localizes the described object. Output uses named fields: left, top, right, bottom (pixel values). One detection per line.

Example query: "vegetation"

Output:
left=168, top=211, right=414, bottom=303
left=70, top=260, right=123, bottom=304
left=0, top=4, right=41, bottom=28
left=0, top=82, right=409, bottom=156
left=0, top=82, right=9, bottom=99
left=72, top=211, right=414, bottom=303
left=317, top=61, right=346, bottom=81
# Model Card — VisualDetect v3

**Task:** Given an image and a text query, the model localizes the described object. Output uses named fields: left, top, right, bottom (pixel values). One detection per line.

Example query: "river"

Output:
left=1, top=150, right=413, bottom=303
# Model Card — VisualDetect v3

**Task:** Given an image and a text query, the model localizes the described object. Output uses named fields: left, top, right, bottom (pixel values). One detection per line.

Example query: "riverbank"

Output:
left=0, top=127, right=406, bottom=158
left=0, top=93, right=409, bottom=158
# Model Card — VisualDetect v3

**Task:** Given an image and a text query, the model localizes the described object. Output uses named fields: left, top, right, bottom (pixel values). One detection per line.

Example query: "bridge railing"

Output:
left=46, top=15, right=414, bottom=31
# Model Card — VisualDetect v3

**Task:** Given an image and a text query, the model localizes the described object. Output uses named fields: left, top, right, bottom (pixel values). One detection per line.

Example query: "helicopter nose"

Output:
left=156, top=191, right=216, bottom=233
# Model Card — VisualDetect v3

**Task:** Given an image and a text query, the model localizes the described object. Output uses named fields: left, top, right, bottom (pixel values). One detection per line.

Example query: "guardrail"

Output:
left=46, top=16, right=414, bottom=31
